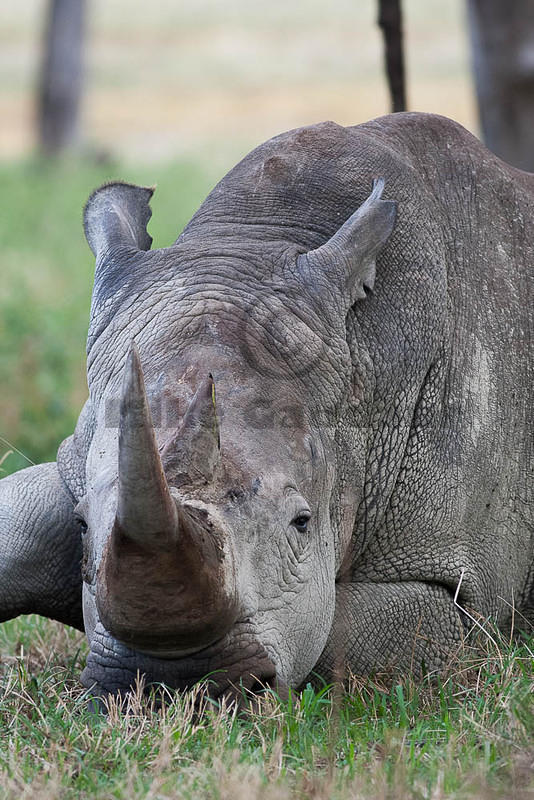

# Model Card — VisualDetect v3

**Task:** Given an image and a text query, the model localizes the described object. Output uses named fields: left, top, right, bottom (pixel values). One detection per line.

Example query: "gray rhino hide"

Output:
left=0, top=112, right=532, bottom=701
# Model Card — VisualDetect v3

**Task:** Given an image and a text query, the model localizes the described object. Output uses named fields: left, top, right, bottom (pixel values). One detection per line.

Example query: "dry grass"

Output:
left=1, top=615, right=534, bottom=798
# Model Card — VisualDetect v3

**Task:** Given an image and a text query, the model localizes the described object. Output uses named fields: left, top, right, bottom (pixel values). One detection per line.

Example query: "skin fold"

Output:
left=0, top=112, right=532, bottom=700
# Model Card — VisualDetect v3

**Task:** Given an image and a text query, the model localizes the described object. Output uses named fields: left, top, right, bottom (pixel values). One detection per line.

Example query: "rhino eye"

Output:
left=292, top=513, right=310, bottom=533
left=74, top=511, right=87, bottom=535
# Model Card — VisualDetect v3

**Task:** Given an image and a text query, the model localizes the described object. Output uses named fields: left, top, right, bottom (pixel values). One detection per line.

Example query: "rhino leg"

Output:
left=312, top=582, right=466, bottom=681
left=0, top=463, right=83, bottom=630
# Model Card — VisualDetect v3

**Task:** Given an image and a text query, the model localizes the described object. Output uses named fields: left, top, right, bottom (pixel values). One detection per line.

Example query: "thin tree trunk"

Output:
left=37, top=0, right=86, bottom=156
left=467, top=0, right=534, bottom=171
left=378, top=0, right=407, bottom=113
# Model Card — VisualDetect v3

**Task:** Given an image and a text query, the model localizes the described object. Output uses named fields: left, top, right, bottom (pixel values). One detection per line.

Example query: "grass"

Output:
left=0, top=156, right=223, bottom=475
left=1, top=616, right=534, bottom=798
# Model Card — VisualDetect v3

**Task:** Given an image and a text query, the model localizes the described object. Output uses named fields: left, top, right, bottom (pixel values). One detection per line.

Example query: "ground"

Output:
left=2, top=614, right=534, bottom=798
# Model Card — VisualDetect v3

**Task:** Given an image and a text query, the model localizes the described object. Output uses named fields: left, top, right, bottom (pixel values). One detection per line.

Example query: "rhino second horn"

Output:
left=116, top=342, right=178, bottom=546
left=162, top=374, right=221, bottom=486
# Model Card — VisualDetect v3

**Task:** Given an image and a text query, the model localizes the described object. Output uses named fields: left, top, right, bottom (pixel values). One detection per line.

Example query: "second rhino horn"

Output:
left=162, top=375, right=221, bottom=486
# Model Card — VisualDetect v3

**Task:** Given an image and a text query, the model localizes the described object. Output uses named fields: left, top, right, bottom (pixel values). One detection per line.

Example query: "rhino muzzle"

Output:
left=95, top=344, right=238, bottom=656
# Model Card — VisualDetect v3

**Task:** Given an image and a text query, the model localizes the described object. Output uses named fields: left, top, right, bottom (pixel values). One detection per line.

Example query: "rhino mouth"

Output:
left=81, top=621, right=287, bottom=706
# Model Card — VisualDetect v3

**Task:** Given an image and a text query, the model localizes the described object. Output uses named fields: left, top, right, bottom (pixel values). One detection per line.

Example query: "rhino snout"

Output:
left=94, top=343, right=238, bottom=656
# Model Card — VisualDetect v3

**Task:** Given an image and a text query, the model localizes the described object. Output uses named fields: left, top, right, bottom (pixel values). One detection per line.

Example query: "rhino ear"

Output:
left=83, top=181, right=154, bottom=260
left=299, top=178, right=396, bottom=312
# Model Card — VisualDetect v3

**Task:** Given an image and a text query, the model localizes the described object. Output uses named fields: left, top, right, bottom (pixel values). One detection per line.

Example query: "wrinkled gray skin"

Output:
left=1, top=112, right=533, bottom=701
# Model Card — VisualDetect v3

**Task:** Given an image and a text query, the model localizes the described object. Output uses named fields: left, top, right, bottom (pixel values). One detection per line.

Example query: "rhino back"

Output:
left=342, top=114, right=534, bottom=623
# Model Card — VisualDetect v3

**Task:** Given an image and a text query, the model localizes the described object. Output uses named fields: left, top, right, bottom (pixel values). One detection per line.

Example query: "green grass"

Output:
left=0, top=156, right=223, bottom=475
left=1, top=616, right=534, bottom=798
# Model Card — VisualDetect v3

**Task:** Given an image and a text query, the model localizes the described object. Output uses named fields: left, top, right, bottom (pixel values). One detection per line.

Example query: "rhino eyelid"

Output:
left=293, top=509, right=311, bottom=520
left=74, top=497, right=88, bottom=517
left=283, top=484, right=300, bottom=496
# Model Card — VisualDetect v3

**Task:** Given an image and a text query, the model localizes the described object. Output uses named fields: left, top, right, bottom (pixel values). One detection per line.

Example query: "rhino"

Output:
left=0, top=112, right=532, bottom=702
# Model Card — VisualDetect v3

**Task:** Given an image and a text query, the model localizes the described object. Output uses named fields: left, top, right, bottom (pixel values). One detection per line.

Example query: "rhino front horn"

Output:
left=115, top=342, right=178, bottom=546
left=98, top=345, right=237, bottom=652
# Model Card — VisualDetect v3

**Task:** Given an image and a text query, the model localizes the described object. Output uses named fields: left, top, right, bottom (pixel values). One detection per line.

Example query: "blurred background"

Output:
left=0, top=0, right=525, bottom=475
left=2, top=0, right=474, bottom=162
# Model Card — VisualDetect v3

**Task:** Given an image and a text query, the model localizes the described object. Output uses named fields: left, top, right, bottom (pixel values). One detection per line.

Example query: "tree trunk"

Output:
left=467, top=0, right=534, bottom=171
left=378, top=0, right=407, bottom=113
left=37, top=0, right=86, bottom=156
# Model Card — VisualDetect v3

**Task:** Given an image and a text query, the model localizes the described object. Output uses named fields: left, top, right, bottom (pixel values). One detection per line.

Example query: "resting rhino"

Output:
left=1, top=112, right=532, bottom=701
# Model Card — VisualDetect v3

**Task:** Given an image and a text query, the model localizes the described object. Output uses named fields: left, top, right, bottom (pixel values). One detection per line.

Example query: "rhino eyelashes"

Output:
left=73, top=505, right=87, bottom=533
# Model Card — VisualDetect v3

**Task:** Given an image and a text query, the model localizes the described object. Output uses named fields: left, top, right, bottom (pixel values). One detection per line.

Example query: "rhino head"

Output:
left=76, top=148, right=396, bottom=700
